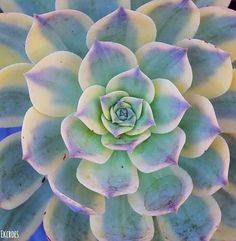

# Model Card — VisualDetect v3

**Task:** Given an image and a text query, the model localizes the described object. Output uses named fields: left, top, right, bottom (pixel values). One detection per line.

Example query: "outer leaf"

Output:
left=0, top=63, right=32, bottom=127
left=136, top=42, right=192, bottom=93
left=48, top=158, right=105, bottom=215
left=0, top=132, right=43, bottom=209
left=192, top=0, right=231, bottom=8
left=128, top=166, right=192, bottom=216
left=76, top=85, right=107, bottom=135
left=44, top=197, right=96, bottom=241
left=0, top=181, right=52, bottom=241
left=212, top=189, right=236, bottom=241
left=25, top=51, right=82, bottom=117
left=106, top=67, right=155, bottom=103
left=90, top=196, right=154, bottom=241
left=151, top=78, right=190, bottom=134
left=0, top=0, right=55, bottom=15
left=56, top=0, right=130, bottom=21
left=86, top=7, right=156, bottom=52
left=177, top=39, right=232, bottom=99
left=222, top=134, right=236, bottom=197
left=61, top=114, right=112, bottom=164
left=101, top=130, right=151, bottom=151
left=128, top=128, right=186, bottom=173
left=137, top=0, right=200, bottom=44
left=156, top=195, right=221, bottom=241
left=22, top=107, right=68, bottom=175
left=77, top=151, right=139, bottom=198
left=211, top=69, right=236, bottom=133
left=195, top=6, right=236, bottom=61
left=0, top=13, right=32, bottom=69
left=26, top=10, right=93, bottom=63
left=180, top=135, right=230, bottom=196
left=179, top=94, right=220, bottom=158
left=79, top=41, right=137, bottom=90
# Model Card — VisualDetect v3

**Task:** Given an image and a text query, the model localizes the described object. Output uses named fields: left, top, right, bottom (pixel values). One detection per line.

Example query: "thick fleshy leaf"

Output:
left=128, top=128, right=185, bottom=173
left=101, top=115, right=135, bottom=137
left=180, top=135, right=230, bottom=196
left=106, top=67, right=155, bottom=103
left=101, top=130, right=151, bottom=151
left=79, top=41, right=137, bottom=90
left=212, top=189, right=236, bottom=241
left=128, top=166, right=192, bottom=216
left=90, top=196, right=154, bottom=241
left=25, top=51, right=82, bottom=117
left=48, top=158, right=105, bottom=215
left=56, top=0, right=130, bottom=21
left=100, top=91, right=129, bottom=120
left=121, top=96, right=143, bottom=119
left=179, top=94, right=220, bottom=158
left=0, top=63, right=32, bottom=127
left=177, top=39, right=232, bottom=99
left=0, top=132, right=43, bottom=209
left=0, top=181, right=52, bottom=241
left=22, top=107, right=68, bottom=175
left=110, top=104, right=137, bottom=128
left=26, top=10, right=93, bottom=63
left=44, top=197, right=96, bottom=241
left=0, top=13, right=32, bottom=69
left=195, top=6, right=236, bottom=61
left=192, top=0, right=231, bottom=8
left=150, top=78, right=190, bottom=134
left=77, top=151, right=139, bottom=198
left=0, top=0, right=55, bottom=15
left=110, top=107, right=132, bottom=126
left=86, top=7, right=156, bottom=52
left=221, top=134, right=236, bottom=197
left=127, top=101, right=155, bottom=136
left=137, top=0, right=200, bottom=44
left=61, top=114, right=112, bottom=164
left=113, top=99, right=132, bottom=114
left=211, top=69, right=236, bottom=133
left=136, top=42, right=192, bottom=93
left=156, top=195, right=221, bottom=241
left=76, top=85, right=107, bottom=135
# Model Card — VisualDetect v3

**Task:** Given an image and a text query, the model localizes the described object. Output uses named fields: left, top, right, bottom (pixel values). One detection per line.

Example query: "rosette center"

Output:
left=116, top=108, right=129, bottom=121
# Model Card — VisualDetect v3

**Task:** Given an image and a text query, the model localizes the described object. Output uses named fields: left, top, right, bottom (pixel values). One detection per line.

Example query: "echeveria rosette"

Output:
left=0, top=0, right=235, bottom=241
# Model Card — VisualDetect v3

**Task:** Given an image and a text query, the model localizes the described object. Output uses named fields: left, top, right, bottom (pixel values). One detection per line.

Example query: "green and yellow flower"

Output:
left=0, top=0, right=236, bottom=240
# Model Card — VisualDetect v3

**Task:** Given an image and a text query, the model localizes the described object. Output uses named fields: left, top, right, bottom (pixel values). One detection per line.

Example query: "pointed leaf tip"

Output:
left=87, top=7, right=156, bottom=52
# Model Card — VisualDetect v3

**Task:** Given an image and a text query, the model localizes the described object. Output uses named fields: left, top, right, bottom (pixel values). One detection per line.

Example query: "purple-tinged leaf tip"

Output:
left=33, top=14, right=47, bottom=25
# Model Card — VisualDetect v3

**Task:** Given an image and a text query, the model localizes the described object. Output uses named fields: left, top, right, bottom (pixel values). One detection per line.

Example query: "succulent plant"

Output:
left=0, top=0, right=236, bottom=240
